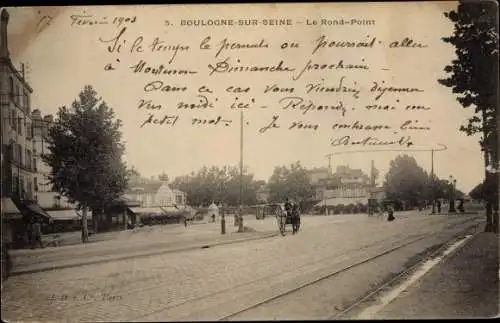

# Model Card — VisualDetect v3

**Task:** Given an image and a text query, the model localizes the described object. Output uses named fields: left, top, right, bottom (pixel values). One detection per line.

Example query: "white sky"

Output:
left=5, top=2, right=486, bottom=193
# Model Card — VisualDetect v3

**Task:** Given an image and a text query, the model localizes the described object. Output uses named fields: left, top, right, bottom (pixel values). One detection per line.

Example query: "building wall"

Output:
left=256, top=186, right=270, bottom=203
left=1, top=38, right=35, bottom=200
left=124, top=183, right=187, bottom=207
left=313, top=165, right=371, bottom=201
left=308, top=169, right=329, bottom=185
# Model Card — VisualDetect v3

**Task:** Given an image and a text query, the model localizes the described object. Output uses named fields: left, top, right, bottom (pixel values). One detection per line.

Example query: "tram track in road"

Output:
left=4, top=215, right=483, bottom=322
left=89, top=216, right=482, bottom=321
left=138, top=217, right=482, bottom=321
left=331, top=233, right=476, bottom=319
left=216, top=218, right=483, bottom=321
left=41, top=218, right=424, bottom=317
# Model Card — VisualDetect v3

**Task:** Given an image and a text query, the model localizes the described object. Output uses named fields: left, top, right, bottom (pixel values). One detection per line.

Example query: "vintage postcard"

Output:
left=1, top=2, right=498, bottom=321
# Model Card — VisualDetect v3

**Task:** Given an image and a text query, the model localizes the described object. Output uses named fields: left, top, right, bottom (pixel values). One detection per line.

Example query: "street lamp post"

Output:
left=449, top=175, right=457, bottom=213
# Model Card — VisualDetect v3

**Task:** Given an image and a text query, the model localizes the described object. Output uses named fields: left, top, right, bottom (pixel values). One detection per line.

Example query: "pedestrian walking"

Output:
left=387, top=205, right=395, bottom=222
left=31, top=219, right=43, bottom=248
left=291, top=204, right=300, bottom=234
left=184, top=216, right=188, bottom=228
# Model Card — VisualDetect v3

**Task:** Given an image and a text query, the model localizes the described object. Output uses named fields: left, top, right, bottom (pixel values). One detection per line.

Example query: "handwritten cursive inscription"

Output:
left=87, top=9, right=437, bottom=151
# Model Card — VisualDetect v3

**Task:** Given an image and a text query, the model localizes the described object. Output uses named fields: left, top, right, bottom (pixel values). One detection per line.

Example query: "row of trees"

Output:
left=170, top=166, right=259, bottom=206
left=384, top=155, right=465, bottom=208
left=167, top=162, right=315, bottom=208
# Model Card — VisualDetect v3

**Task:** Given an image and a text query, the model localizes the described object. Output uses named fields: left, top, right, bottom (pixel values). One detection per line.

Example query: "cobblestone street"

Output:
left=2, top=212, right=485, bottom=321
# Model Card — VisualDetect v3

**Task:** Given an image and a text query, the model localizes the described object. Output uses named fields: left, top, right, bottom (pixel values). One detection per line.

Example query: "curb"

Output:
left=426, top=212, right=479, bottom=215
left=334, top=221, right=483, bottom=319
left=9, top=232, right=278, bottom=276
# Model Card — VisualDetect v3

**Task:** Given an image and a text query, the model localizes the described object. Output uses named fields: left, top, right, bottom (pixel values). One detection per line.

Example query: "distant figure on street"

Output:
left=183, top=216, right=188, bottom=228
left=31, top=219, right=43, bottom=249
left=437, top=200, right=442, bottom=214
left=458, top=199, right=465, bottom=213
left=387, top=205, right=395, bottom=222
left=284, top=198, right=292, bottom=217
left=291, top=204, right=300, bottom=234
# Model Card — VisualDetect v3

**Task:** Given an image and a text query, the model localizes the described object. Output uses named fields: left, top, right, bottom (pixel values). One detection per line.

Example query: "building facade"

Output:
left=311, top=165, right=374, bottom=214
left=1, top=9, right=35, bottom=201
left=1, top=9, right=52, bottom=251
left=310, top=165, right=371, bottom=201
left=256, top=184, right=270, bottom=203
left=124, top=181, right=187, bottom=208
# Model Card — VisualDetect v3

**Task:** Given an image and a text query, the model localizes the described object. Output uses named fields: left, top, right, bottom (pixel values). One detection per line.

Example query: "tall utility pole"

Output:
left=431, top=149, right=436, bottom=214
left=238, top=110, right=244, bottom=232
left=324, top=154, right=332, bottom=216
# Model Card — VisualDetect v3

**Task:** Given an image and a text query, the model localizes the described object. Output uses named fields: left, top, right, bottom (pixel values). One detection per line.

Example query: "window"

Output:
left=20, top=176, right=25, bottom=198
left=26, top=150, right=32, bottom=169
left=11, top=110, right=17, bottom=131
left=12, top=174, right=19, bottom=196
left=17, top=144, right=22, bottom=164
left=27, top=181, right=32, bottom=199
left=34, top=177, right=38, bottom=192
left=33, top=158, right=37, bottom=172
left=23, top=91, right=29, bottom=112
left=18, top=117, right=23, bottom=136
left=15, top=85, right=19, bottom=105
left=53, top=195, right=61, bottom=208
left=9, top=77, right=14, bottom=98
left=26, top=122, right=32, bottom=138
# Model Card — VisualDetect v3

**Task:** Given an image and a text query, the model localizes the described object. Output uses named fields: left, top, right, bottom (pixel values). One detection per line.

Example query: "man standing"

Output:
left=284, top=198, right=292, bottom=218
left=291, top=204, right=300, bottom=234
left=31, top=218, right=43, bottom=249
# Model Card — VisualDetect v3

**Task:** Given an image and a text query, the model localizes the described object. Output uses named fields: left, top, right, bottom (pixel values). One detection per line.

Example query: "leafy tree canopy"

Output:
left=42, top=85, right=128, bottom=210
left=268, top=161, right=315, bottom=204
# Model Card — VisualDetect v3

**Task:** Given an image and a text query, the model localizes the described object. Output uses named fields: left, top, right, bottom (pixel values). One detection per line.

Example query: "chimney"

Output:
left=0, top=9, right=9, bottom=59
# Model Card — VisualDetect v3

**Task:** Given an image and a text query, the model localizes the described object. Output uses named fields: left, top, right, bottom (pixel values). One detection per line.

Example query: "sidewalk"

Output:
left=371, top=230, right=499, bottom=319
left=8, top=220, right=277, bottom=276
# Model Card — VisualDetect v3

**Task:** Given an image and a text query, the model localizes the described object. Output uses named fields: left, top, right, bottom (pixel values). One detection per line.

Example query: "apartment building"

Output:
left=0, top=9, right=34, bottom=201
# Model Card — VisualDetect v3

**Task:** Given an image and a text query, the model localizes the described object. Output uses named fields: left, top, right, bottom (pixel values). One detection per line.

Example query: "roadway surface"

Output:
left=1, top=211, right=485, bottom=321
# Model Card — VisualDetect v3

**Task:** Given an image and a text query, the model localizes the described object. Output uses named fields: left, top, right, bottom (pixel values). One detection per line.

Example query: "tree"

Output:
left=170, top=165, right=258, bottom=207
left=42, top=85, right=128, bottom=242
left=439, top=1, right=499, bottom=232
left=384, top=155, right=431, bottom=208
left=469, top=182, right=485, bottom=200
left=268, top=161, right=315, bottom=207
left=126, top=166, right=140, bottom=178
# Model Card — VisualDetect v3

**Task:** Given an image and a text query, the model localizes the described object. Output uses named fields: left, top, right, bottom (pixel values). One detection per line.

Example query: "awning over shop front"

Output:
left=2, top=197, right=21, bottom=214
left=47, top=209, right=80, bottom=221
left=129, top=207, right=166, bottom=216
left=315, top=197, right=369, bottom=208
left=11, top=198, right=53, bottom=222
left=161, top=206, right=181, bottom=212
left=1, top=197, right=23, bottom=220
left=26, top=203, right=52, bottom=219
